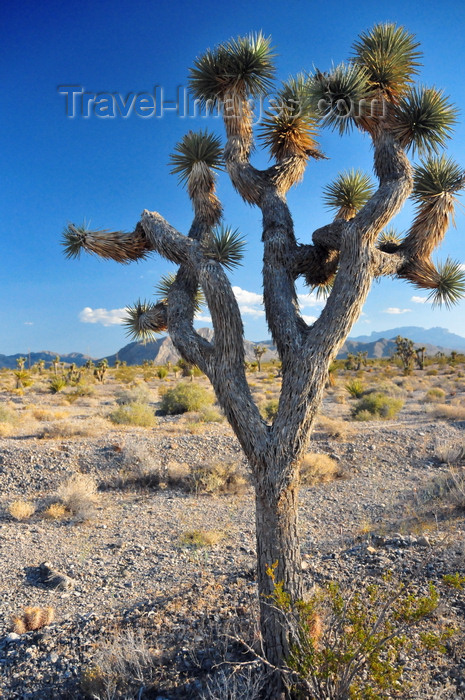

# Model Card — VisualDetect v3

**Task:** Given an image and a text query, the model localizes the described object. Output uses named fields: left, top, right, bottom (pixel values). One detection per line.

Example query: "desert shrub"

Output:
left=169, top=460, right=248, bottom=495
left=434, top=440, right=465, bottom=465
left=430, top=404, right=465, bottom=421
left=57, top=473, right=99, bottom=522
left=8, top=500, right=35, bottom=520
left=425, top=387, right=447, bottom=402
left=109, top=402, right=156, bottom=427
left=0, top=405, right=17, bottom=423
left=345, top=379, right=364, bottom=398
left=49, top=376, right=67, bottom=393
left=40, top=417, right=110, bottom=438
left=42, top=503, right=68, bottom=520
left=191, top=406, right=224, bottom=423
left=114, top=366, right=138, bottom=384
left=179, top=529, right=224, bottom=548
left=81, top=630, right=157, bottom=699
left=300, top=453, right=345, bottom=485
left=156, top=366, right=168, bottom=379
left=352, top=392, right=403, bottom=420
left=267, top=570, right=447, bottom=700
left=426, top=368, right=438, bottom=376
left=115, top=384, right=153, bottom=406
left=315, top=416, right=351, bottom=441
left=160, top=382, right=213, bottom=415
left=112, top=443, right=161, bottom=489
left=65, top=384, right=95, bottom=403
left=260, top=398, right=279, bottom=421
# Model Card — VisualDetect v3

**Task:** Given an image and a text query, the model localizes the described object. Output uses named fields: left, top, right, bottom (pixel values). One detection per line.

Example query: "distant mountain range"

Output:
left=1, top=326, right=464, bottom=369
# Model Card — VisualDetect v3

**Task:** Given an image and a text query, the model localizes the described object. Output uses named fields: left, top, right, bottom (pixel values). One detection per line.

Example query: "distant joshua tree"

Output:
left=253, top=344, right=267, bottom=372
left=63, top=25, right=465, bottom=693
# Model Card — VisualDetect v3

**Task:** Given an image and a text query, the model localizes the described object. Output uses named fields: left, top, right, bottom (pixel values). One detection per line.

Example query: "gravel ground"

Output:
left=0, top=380, right=464, bottom=698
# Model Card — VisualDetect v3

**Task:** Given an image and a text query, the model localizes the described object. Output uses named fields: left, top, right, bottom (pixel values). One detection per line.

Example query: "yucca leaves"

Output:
left=258, top=75, right=321, bottom=160
left=307, top=63, right=370, bottom=135
left=314, top=275, right=335, bottom=300
left=393, top=87, right=458, bottom=155
left=412, top=155, right=464, bottom=203
left=155, top=272, right=205, bottom=312
left=378, top=227, right=402, bottom=249
left=203, top=225, right=246, bottom=270
left=62, top=223, right=149, bottom=263
left=169, top=130, right=223, bottom=186
left=353, top=23, right=421, bottom=101
left=189, top=32, right=275, bottom=104
left=123, top=300, right=167, bottom=341
left=322, top=170, right=375, bottom=220
left=427, top=258, right=465, bottom=308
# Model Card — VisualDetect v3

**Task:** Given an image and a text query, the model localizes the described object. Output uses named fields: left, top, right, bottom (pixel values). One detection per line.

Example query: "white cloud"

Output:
left=232, top=286, right=265, bottom=317
left=460, top=263, right=465, bottom=271
left=302, top=314, right=317, bottom=325
left=79, top=307, right=126, bottom=326
left=297, top=292, right=321, bottom=309
left=195, top=314, right=212, bottom=323
left=384, top=307, right=411, bottom=315
left=411, top=295, right=428, bottom=304
left=24, top=321, right=34, bottom=326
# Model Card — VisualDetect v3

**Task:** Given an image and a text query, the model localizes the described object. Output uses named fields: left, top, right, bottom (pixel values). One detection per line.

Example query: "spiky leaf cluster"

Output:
left=322, top=170, right=374, bottom=220
left=155, top=272, right=204, bottom=312
left=123, top=300, right=166, bottom=342
left=412, top=155, right=464, bottom=203
left=169, top=130, right=223, bottom=186
left=352, top=23, right=421, bottom=101
left=307, top=63, right=370, bottom=135
left=62, top=223, right=90, bottom=259
left=378, top=227, right=402, bottom=249
left=62, top=223, right=148, bottom=263
left=427, top=258, right=465, bottom=308
left=258, top=75, right=321, bottom=160
left=393, top=87, right=458, bottom=154
left=189, top=32, right=275, bottom=105
left=203, top=226, right=246, bottom=270
left=313, top=275, right=335, bottom=301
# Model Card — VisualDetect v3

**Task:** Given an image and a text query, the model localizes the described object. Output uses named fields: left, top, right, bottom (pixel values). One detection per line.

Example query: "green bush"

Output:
left=160, top=382, right=213, bottom=415
left=0, top=405, right=17, bottom=423
left=352, top=392, right=403, bottom=420
left=261, top=398, right=279, bottom=421
left=425, top=387, right=446, bottom=402
left=345, top=379, right=364, bottom=398
left=109, top=402, right=156, bottom=427
left=156, top=366, right=168, bottom=379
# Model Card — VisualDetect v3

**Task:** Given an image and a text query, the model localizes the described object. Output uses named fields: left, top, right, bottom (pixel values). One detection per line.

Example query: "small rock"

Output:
left=6, top=633, right=22, bottom=643
left=417, top=535, right=430, bottom=547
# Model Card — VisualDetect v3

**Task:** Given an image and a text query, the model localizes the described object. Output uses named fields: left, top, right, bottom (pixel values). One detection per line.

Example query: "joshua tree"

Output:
left=63, top=25, right=465, bottom=694
left=93, top=358, right=108, bottom=384
left=415, top=345, right=427, bottom=370
left=15, top=357, right=26, bottom=371
left=254, top=344, right=267, bottom=372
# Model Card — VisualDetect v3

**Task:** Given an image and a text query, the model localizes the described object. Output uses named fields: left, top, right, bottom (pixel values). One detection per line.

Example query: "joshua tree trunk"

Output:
left=63, top=26, right=465, bottom=698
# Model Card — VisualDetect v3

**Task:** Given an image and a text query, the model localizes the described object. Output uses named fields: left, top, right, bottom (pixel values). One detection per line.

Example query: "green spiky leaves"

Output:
left=307, top=63, right=370, bottom=135
left=62, top=223, right=88, bottom=259
left=412, top=155, right=464, bottom=203
left=393, top=87, right=458, bottom=155
left=322, top=170, right=375, bottom=220
left=203, top=225, right=246, bottom=271
left=123, top=300, right=167, bottom=342
left=189, top=32, right=275, bottom=104
left=258, top=75, right=321, bottom=160
left=352, top=23, right=422, bottom=101
left=427, top=258, right=465, bottom=308
left=378, top=227, right=402, bottom=249
left=155, top=272, right=205, bottom=313
left=169, top=130, right=223, bottom=186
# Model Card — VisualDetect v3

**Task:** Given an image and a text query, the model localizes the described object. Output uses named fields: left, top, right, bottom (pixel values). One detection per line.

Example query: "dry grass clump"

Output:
left=430, top=404, right=465, bottom=421
left=316, top=416, right=352, bottom=441
left=179, top=529, right=224, bottom=548
left=300, top=453, right=345, bottom=485
left=8, top=500, right=35, bottom=520
left=434, top=440, right=465, bottom=465
left=32, top=408, right=68, bottom=421
left=165, top=461, right=191, bottom=487
left=424, top=387, right=447, bottom=402
left=57, top=473, right=99, bottom=522
left=189, top=461, right=249, bottom=495
left=115, top=384, right=154, bottom=406
left=12, top=606, right=54, bottom=634
left=42, top=502, right=68, bottom=520
left=109, top=443, right=162, bottom=489
left=40, top=417, right=111, bottom=438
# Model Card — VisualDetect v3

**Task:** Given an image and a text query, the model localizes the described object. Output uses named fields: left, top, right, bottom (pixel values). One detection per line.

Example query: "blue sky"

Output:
left=2, top=0, right=465, bottom=357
